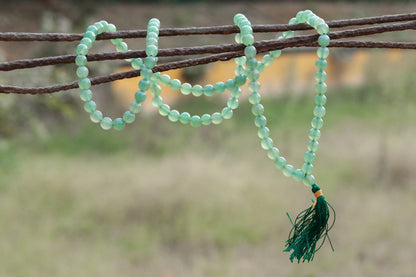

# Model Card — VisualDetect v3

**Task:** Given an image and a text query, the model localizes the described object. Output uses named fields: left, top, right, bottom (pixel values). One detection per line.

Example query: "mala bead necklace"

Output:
left=75, top=10, right=335, bottom=263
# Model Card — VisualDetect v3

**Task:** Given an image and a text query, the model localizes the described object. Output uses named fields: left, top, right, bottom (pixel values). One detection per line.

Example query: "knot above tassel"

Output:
left=283, top=184, right=335, bottom=263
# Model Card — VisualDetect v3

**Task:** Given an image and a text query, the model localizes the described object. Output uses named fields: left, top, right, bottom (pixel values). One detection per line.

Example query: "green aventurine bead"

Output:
left=222, top=107, right=233, bottom=119
left=135, top=91, right=147, bottom=103
left=248, top=81, right=260, bottom=92
left=150, top=84, right=161, bottom=95
left=235, top=65, right=246, bottom=75
left=78, top=78, right=91, bottom=90
left=75, top=55, right=87, bottom=66
left=292, top=169, right=305, bottom=181
left=139, top=80, right=151, bottom=91
left=123, top=111, right=135, bottom=123
left=76, top=66, right=89, bottom=78
left=192, top=85, right=203, bottom=97
left=252, top=104, right=264, bottom=116
left=283, top=165, right=295, bottom=177
left=130, top=102, right=142, bottom=113
left=225, top=79, right=235, bottom=90
left=180, top=83, right=192, bottom=95
left=131, top=58, right=143, bottom=69
left=303, top=174, right=316, bottom=187
left=254, top=115, right=267, bottom=128
left=257, top=63, right=265, bottom=73
left=246, top=58, right=258, bottom=69
left=315, top=71, right=327, bottom=82
left=100, top=117, right=112, bottom=130
left=274, top=156, right=287, bottom=169
left=90, top=110, right=103, bottom=123
left=247, top=70, right=260, bottom=81
left=201, top=114, right=212, bottom=125
left=257, top=127, right=270, bottom=139
left=315, top=94, right=327, bottom=105
left=144, top=57, right=157, bottom=68
left=304, top=151, right=316, bottom=163
left=267, top=147, right=279, bottom=160
left=168, top=110, right=180, bottom=122
left=145, top=45, right=158, bottom=57
left=313, top=105, right=326, bottom=117
left=86, top=25, right=98, bottom=34
left=84, top=100, right=96, bottom=113
left=317, top=47, right=329, bottom=58
left=141, top=68, right=153, bottom=79
left=190, top=115, right=202, bottom=127
left=302, top=163, right=314, bottom=175
left=262, top=55, right=274, bottom=66
left=307, top=140, right=319, bottom=152
left=249, top=92, right=261, bottom=104
left=113, top=118, right=125, bottom=130
left=235, top=56, right=246, bottom=65
left=242, top=34, right=254, bottom=45
left=261, top=137, right=273, bottom=150
left=234, top=75, right=246, bottom=87
left=84, top=31, right=96, bottom=42
left=152, top=96, right=163, bottom=107
left=211, top=112, right=223, bottom=124
left=315, top=82, right=327, bottom=94
left=80, top=89, right=92, bottom=101
left=230, top=88, right=242, bottom=98
left=315, top=58, right=328, bottom=70
left=179, top=112, right=191, bottom=124
left=318, top=34, right=330, bottom=47
left=159, top=104, right=170, bottom=116
left=116, top=42, right=128, bottom=52
left=203, top=85, right=215, bottom=96
left=80, top=38, right=92, bottom=49
left=214, top=82, right=226, bottom=93
left=270, top=50, right=281, bottom=58
left=76, top=44, right=88, bottom=55
left=170, top=79, right=181, bottom=91
left=311, top=117, right=324, bottom=129
left=227, top=97, right=239, bottom=109
left=308, top=128, right=321, bottom=140
left=244, top=46, right=257, bottom=58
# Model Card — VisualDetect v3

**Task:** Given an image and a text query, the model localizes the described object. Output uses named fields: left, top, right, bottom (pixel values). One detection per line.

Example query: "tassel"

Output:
left=283, top=184, right=335, bottom=263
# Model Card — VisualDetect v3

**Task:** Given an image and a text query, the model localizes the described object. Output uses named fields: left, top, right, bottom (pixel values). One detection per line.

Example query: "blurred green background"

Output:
left=1, top=1, right=416, bottom=276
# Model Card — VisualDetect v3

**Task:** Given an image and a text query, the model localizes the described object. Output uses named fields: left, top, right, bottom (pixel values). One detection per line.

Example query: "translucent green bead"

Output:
left=315, top=71, right=327, bottom=82
left=302, top=163, right=314, bottom=175
left=234, top=74, right=246, bottom=87
left=242, top=34, right=254, bottom=45
left=247, top=69, right=260, bottom=81
left=146, top=45, right=158, bottom=57
left=304, top=151, right=316, bottom=163
left=235, top=56, right=246, bottom=65
left=179, top=112, right=191, bottom=124
left=267, top=147, right=279, bottom=160
left=146, top=37, right=158, bottom=46
left=80, top=38, right=92, bottom=49
left=313, top=105, right=326, bottom=117
left=227, top=97, right=239, bottom=109
left=180, top=83, right=192, bottom=95
left=144, top=57, right=157, bottom=68
left=170, top=79, right=181, bottom=91
left=315, top=82, right=327, bottom=94
left=111, top=38, right=122, bottom=44
left=241, top=25, right=253, bottom=35
left=249, top=92, right=261, bottom=104
left=80, top=89, right=92, bottom=101
left=168, top=110, right=180, bottom=122
left=86, top=25, right=98, bottom=34
left=248, top=81, right=260, bottom=92
left=190, top=115, right=202, bottom=127
left=244, top=46, right=257, bottom=58
left=150, top=85, right=161, bottom=96
left=107, top=23, right=116, bottom=32
left=257, top=127, right=270, bottom=139
left=135, top=90, right=147, bottom=103
left=311, top=117, right=324, bottom=129
left=283, top=31, right=294, bottom=38
left=201, top=114, right=212, bottom=125
left=230, top=88, right=242, bottom=98
left=252, top=104, right=264, bottom=116
left=192, top=85, right=203, bottom=97
left=100, top=117, right=113, bottom=130
left=84, top=31, right=96, bottom=42
left=315, top=94, right=327, bottom=105
left=159, top=104, right=170, bottom=116
left=140, top=68, right=153, bottom=80
left=131, top=58, right=143, bottom=69
left=202, top=84, right=215, bottom=96
left=254, top=115, right=267, bottom=128
left=147, top=26, right=159, bottom=35
left=233, top=14, right=244, bottom=24
left=90, top=110, right=103, bottom=123
left=84, top=100, right=96, bottom=113
left=317, top=47, right=329, bottom=58
left=246, top=58, right=258, bottom=70
left=289, top=17, right=297, bottom=25
left=262, top=55, right=274, bottom=66
left=303, top=174, right=316, bottom=187
left=75, top=55, right=87, bottom=66
left=274, top=156, right=287, bottom=169
left=151, top=96, right=163, bottom=107
left=211, top=112, right=223, bottom=124
left=235, top=33, right=242, bottom=43
left=234, top=65, right=246, bottom=75
left=146, top=32, right=158, bottom=41
left=307, top=15, right=318, bottom=26
left=214, top=82, right=226, bottom=93
left=307, top=140, right=319, bottom=152
left=93, top=22, right=104, bottom=33
left=292, top=169, right=305, bottom=181
left=225, top=79, right=236, bottom=90
left=296, top=11, right=306, bottom=23
left=270, top=50, right=281, bottom=58
left=282, top=164, right=295, bottom=177
left=222, top=107, right=233, bottom=119
left=149, top=73, right=160, bottom=84
left=116, top=41, right=128, bottom=52
left=261, top=137, right=273, bottom=150
left=76, top=66, right=89, bottom=78
left=315, top=58, right=328, bottom=70
left=123, top=111, right=135, bottom=123
left=130, top=102, right=142, bottom=113
left=100, top=20, right=109, bottom=30
left=76, top=44, right=88, bottom=55
left=78, top=78, right=91, bottom=90
left=257, top=62, right=265, bottom=73
left=308, top=128, right=321, bottom=140
left=318, top=35, right=330, bottom=47
left=112, top=118, right=125, bottom=130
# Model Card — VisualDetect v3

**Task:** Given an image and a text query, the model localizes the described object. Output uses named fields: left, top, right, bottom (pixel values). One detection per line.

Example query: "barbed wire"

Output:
left=0, top=13, right=415, bottom=94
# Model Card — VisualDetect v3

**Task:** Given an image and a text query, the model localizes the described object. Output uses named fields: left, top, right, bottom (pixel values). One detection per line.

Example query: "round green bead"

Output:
left=138, top=79, right=150, bottom=91
left=235, top=57, right=246, bottom=65
left=248, top=81, right=260, bottom=92
left=262, top=55, right=274, bottom=66
left=151, top=96, right=163, bottom=107
left=76, top=44, right=88, bottom=55
left=307, top=140, right=319, bottom=152
left=84, top=100, right=96, bottom=113
left=222, top=107, right=233, bottom=119
left=131, top=58, right=143, bottom=69
left=78, top=78, right=91, bottom=90
left=179, top=112, right=191, bottom=124
left=282, top=164, right=295, bottom=177
left=111, top=38, right=122, bottom=44
left=257, top=127, right=270, bottom=139
left=145, top=45, right=158, bottom=57
left=112, top=118, right=125, bottom=130
left=251, top=104, right=264, bottom=116
left=192, top=85, right=203, bottom=97
left=302, top=163, right=314, bottom=175
left=86, top=25, right=98, bottom=34
left=235, top=33, right=242, bottom=43
left=90, top=110, right=103, bottom=123
left=93, top=22, right=104, bottom=33
left=140, top=68, right=153, bottom=80
left=317, top=47, right=329, bottom=58
left=150, top=84, right=161, bottom=95
left=211, top=112, right=223, bottom=124
left=267, top=147, right=280, bottom=160
left=241, top=25, right=253, bottom=35
left=292, top=169, right=305, bottom=181
left=203, top=84, right=215, bottom=96
left=246, top=58, right=258, bottom=70
left=315, top=59, right=328, bottom=70
left=225, top=79, right=236, bottom=90
left=144, top=57, right=157, bottom=68
left=308, top=128, right=321, bottom=140
left=76, top=66, right=89, bottom=78
left=80, top=89, right=92, bottom=102
left=242, top=34, right=254, bottom=45
left=303, top=174, right=316, bottom=187
left=130, top=102, right=142, bottom=113
left=289, top=17, right=297, bottom=25
left=313, top=105, right=326, bottom=117
left=168, top=110, right=180, bottom=122
left=315, top=94, right=327, bottom=105
left=75, top=55, right=87, bottom=66
left=107, top=23, right=116, bottom=32
left=116, top=41, right=128, bottom=52
left=180, top=83, right=192, bottom=95
left=234, top=65, right=246, bottom=75
left=315, top=82, right=327, bottom=94
left=84, top=31, right=96, bottom=42
left=100, top=117, right=113, bottom=130
left=244, top=46, right=256, bottom=58
left=201, top=114, right=212, bottom=125
left=249, top=92, right=261, bottom=104
left=274, top=156, right=287, bottom=169
left=304, top=151, right=316, bottom=163
left=315, top=71, right=327, bottom=82
left=214, top=82, right=226, bottom=93
left=318, top=34, right=330, bottom=47
left=283, top=31, right=294, bottom=38
left=234, top=74, right=246, bottom=87
left=135, top=90, right=147, bottom=103
left=190, top=115, right=202, bottom=127
left=254, top=115, right=267, bottom=128
left=227, top=97, right=239, bottom=109
left=230, top=87, right=242, bottom=98
left=257, top=62, right=265, bottom=73
left=159, top=104, right=170, bottom=116
left=296, top=11, right=306, bottom=23
left=270, top=50, right=281, bottom=58
left=80, top=38, right=92, bottom=49
left=311, top=117, right=324, bottom=129
left=261, top=137, right=273, bottom=150
left=169, top=79, right=181, bottom=91
left=123, top=111, right=135, bottom=123
left=247, top=69, right=260, bottom=81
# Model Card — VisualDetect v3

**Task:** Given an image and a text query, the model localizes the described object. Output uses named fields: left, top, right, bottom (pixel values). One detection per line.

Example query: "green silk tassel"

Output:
left=283, top=184, right=335, bottom=263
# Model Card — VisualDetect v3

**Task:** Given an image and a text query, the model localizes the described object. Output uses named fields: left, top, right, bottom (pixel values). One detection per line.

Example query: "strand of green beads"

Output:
left=76, top=20, right=146, bottom=130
